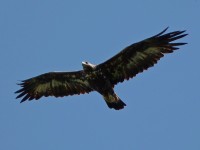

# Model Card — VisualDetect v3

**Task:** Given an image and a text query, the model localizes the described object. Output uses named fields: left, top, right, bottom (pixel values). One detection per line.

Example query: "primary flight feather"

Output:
left=15, top=28, right=188, bottom=110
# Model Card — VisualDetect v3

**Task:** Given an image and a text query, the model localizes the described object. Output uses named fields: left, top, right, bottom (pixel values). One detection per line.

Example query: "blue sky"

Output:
left=0, top=0, right=199, bottom=150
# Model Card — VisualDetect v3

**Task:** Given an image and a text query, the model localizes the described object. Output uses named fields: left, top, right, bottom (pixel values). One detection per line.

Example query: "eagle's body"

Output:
left=15, top=28, right=187, bottom=110
left=82, top=62, right=126, bottom=109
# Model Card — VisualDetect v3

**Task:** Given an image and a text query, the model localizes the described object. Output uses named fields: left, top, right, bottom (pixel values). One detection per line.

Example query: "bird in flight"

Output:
left=15, top=28, right=187, bottom=110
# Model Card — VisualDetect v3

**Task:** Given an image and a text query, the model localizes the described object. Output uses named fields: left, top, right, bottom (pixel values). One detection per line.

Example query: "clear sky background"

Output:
left=0, top=0, right=199, bottom=150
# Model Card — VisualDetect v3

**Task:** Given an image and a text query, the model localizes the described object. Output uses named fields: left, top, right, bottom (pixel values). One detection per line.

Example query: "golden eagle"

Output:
left=15, top=28, right=187, bottom=110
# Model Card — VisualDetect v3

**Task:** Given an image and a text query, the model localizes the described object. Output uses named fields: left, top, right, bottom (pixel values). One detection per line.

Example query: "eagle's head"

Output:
left=82, top=61, right=96, bottom=72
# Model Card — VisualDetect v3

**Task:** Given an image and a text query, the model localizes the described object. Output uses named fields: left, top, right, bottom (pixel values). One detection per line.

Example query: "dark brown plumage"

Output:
left=15, top=28, right=187, bottom=110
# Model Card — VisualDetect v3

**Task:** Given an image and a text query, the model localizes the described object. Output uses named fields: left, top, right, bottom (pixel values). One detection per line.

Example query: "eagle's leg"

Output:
left=102, top=92, right=126, bottom=110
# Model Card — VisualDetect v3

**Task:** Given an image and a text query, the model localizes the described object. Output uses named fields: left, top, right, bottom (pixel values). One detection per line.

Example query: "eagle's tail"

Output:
left=103, top=94, right=126, bottom=110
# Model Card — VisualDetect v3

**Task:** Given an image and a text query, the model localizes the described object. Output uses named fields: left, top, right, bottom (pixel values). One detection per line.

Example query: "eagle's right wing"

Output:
left=96, top=28, right=187, bottom=85
left=15, top=71, right=93, bottom=102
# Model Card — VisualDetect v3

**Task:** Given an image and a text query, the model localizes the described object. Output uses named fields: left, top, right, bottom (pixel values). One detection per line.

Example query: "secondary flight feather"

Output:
left=15, top=28, right=188, bottom=110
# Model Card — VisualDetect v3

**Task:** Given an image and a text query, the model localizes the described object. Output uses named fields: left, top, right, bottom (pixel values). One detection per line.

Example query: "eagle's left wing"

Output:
left=95, top=28, right=187, bottom=85
left=15, top=71, right=93, bottom=102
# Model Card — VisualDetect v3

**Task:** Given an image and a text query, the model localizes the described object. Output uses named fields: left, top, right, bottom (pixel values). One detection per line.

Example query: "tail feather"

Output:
left=106, top=98, right=126, bottom=110
left=104, top=94, right=126, bottom=110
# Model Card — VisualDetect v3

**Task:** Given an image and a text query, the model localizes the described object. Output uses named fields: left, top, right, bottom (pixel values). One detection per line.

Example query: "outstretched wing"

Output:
left=15, top=71, right=93, bottom=102
left=96, top=28, right=188, bottom=85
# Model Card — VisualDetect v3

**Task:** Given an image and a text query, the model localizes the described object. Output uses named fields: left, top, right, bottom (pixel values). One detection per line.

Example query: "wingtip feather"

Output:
left=154, top=27, right=169, bottom=37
